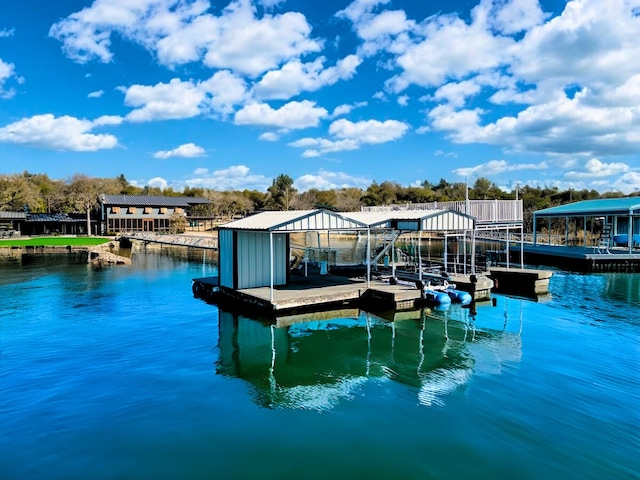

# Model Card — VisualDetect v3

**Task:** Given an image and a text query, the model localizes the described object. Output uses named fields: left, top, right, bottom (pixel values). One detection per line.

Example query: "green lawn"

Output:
left=0, top=237, right=111, bottom=247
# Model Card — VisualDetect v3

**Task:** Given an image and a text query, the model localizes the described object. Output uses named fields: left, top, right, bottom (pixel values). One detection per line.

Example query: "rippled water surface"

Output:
left=1, top=255, right=639, bottom=479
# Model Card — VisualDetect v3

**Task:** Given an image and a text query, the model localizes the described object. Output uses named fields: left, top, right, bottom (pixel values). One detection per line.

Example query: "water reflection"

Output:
left=217, top=304, right=522, bottom=410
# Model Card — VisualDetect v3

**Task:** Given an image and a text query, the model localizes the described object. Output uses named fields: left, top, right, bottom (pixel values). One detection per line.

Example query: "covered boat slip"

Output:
left=528, top=198, right=640, bottom=271
left=215, top=208, right=477, bottom=312
left=533, top=198, right=640, bottom=252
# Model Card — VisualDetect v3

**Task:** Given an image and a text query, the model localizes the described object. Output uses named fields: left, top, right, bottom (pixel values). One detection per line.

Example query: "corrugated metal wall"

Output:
left=219, top=229, right=235, bottom=288
left=236, top=231, right=287, bottom=289
left=422, top=211, right=474, bottom=231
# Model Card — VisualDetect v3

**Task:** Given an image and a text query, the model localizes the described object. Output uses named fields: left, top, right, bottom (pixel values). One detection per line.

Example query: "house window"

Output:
left=128, top=207, right=136, bottom=214
left=160, top=207, right=167, bottom=214
left=175, top=207, right=183, bottom=214
left=144, top=207, right=152, bottom=214
left=111, top=206, right=120, bottom=213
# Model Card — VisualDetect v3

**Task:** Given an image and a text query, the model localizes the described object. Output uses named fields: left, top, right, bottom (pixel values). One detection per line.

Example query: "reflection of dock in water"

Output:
left=216, top=305, right=522, bottom=409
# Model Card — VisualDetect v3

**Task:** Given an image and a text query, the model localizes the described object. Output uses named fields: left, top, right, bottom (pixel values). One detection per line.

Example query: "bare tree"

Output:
left=66, top=174, right=101, bottom=235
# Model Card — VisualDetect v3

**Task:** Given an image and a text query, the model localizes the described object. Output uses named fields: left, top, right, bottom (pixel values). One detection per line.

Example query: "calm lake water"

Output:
left=1, top=254, right=639, bottom=480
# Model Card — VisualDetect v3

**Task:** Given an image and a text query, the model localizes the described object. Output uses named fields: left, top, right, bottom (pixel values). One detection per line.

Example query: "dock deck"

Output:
left=193, top=274, right=424, bottom=314
left=521, top=244, right=640, bottom=272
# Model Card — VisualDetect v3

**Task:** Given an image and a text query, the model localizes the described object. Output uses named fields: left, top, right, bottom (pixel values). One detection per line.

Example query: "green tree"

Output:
left=266, top=174, right=296, bottom=210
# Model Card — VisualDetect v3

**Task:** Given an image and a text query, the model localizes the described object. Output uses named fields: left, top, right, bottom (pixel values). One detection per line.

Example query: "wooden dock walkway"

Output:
left=119, top=232, right=218, bottom=250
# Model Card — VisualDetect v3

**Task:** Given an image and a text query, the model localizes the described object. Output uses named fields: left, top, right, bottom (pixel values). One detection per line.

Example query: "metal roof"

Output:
left=348, top=209, right=475, bottom=230
left=534, top=197, right=640, bottom=217
left=26, top=213, right=84, bottom=223
left=219, top=209, right=367, bottom=231
left=219, top=208, right=474, bottom=232
left=99, top=194, right=210, bottom=207
left=0, top=211, right=26, bottom=220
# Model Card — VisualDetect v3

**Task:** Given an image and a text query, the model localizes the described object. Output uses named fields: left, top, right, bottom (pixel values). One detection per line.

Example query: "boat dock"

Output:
left=489, top=267, right=553, bottom=297
left=520, top=244, right=640, bottom=272
left=193, top=274, right=432, bottom=314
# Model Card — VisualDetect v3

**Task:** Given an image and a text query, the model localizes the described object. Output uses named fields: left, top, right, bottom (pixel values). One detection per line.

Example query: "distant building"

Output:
left=99, top=194, right=210, bottom=235
left=0, top=211, right=88, bottom=236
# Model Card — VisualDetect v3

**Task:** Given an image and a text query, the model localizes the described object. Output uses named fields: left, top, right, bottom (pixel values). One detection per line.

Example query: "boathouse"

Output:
left=214, top=208, right=476, bottom=312
left=533, top=197, right=640, bottom=252
left=99, top=194, right=209, bottom=235
left=525, top=197, right=640, bottom=272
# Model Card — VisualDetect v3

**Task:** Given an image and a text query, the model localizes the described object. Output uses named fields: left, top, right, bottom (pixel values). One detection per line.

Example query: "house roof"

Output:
left=99, top=194, right=209, bottom=207
left=219, top=208, right=475, bottom=232
left=534, top=197, right=640, bottom=217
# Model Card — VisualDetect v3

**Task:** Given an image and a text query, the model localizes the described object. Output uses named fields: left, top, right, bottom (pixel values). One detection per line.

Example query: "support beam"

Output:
left=269, top=231, right=274, bottom=302
left=366, top=228, right=371, bottom=288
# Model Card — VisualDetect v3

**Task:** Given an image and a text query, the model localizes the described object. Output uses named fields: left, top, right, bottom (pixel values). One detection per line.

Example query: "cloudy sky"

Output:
left=1, top=0, right=639, bottom=194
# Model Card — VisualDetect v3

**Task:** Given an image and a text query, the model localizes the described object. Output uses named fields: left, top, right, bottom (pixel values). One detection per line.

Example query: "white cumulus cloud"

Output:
left=122, top=78, right=204, bottom=122
left=184, top=164, right=271, bottom=190
left=564, top=158, right=630, bottom=179
left=452, top=159, right=548, bottom=178
left=0, top=114, right=118, bottom=151
left=234, top=100, right=328, bottom=129
left=294, top=170, right=371, bottom=191
left=50, top=0, right=321, bottom=77
left=290, top=118, right=409, bottom=157
left=253, top=54, right=361, bottom=100
left=154, top=142, right=206, bottom=159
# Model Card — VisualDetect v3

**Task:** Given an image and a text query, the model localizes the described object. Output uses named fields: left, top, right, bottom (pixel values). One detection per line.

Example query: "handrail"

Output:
left=362, top=200, right=523, bottom=223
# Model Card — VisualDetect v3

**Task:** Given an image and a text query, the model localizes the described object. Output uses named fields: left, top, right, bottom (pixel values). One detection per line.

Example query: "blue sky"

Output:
left=1, top=0, right=639, bottom=194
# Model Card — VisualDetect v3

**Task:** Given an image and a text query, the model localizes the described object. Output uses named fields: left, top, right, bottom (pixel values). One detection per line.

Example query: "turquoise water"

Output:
left=1, top=254, right=639, bottom=479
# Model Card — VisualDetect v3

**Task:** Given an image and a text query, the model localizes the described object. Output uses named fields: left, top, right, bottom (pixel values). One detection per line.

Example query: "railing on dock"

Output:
left=119, top=232, right=218, bottom=250
left=362, top=200, right=523, bottom=225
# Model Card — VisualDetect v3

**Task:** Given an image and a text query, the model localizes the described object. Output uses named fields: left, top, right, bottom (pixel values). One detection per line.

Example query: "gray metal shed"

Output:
left=217, top=210, right=367, bottom=293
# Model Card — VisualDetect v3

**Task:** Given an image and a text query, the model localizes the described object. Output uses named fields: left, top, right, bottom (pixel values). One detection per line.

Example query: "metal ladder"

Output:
left=597, top=223, right=612, bottom=254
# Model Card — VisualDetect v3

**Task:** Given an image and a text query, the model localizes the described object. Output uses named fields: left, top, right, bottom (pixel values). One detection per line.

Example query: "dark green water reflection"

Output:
left=217, top=307, right=521, bottom=410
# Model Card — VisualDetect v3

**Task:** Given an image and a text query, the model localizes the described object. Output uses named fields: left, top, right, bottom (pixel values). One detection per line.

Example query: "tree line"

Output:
left=0, top=171, right=634, bottom=231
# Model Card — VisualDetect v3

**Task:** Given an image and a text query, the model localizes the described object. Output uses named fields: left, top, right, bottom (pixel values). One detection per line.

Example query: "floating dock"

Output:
left=520, top=244, right=640, bottom=272
left=192, top=264, right=555, bottom=315
left=193, top=274, right=430, bottom=314
left=489, top=267, right=553, bottom=297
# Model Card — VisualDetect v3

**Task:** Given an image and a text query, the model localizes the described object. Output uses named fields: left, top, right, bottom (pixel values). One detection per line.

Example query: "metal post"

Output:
left=629, top=212, right=633, bottom=254
left=392, top=234, right=396, bottom=278
left=269, top=231, right=274, bottom=302
left=366, top=228, right=371, bottom=288
left=520, top=223, right=524, bottom=269
left=463, top=230, right=467, bottom=275
left=418, top=230, right=422, bottom=282
left=506, top=227, right=510, bottom=269
left=471, top=228, right=476, bottom=274
left=444, top=233, right=448, bottom=273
